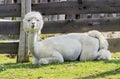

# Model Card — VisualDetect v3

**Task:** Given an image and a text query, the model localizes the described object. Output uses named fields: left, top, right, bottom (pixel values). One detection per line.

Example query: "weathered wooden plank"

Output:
left=17, top=0, right=21, bottom=3
left=0, top=0, right=120, bottom=17
left=42, top=17, right=120, bottom=33
left=0, top=41, right=18, bottom=54
left=32, top=0, right=120, bottom=15
left=0, top=4, right=20, bottom=17
left=17, top=0, right=31, bottom=63
left=0, top=21, right=20, bottom=35
left=0, top=17, right=120, bottom=35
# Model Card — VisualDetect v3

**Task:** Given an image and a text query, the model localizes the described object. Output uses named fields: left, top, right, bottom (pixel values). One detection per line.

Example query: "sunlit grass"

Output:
left=0, top=54, right=16, bottom=63
left=0, top=53, right=120, bottom=79
left=40, top=34, right=61, bottom=39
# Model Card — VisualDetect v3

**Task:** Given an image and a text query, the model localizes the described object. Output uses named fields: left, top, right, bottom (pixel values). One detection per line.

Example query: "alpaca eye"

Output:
left=28, top=20, right=30, bottom=22
left=37, top=19, right=39, bottom=21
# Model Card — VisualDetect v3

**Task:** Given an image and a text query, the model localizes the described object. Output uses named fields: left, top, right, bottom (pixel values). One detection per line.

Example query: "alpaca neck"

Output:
left=28, top=32, right=40, bottom=56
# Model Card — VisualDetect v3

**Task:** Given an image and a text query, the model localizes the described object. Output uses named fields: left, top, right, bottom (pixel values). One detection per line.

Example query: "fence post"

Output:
left=17, top=0, right=31, bottom=63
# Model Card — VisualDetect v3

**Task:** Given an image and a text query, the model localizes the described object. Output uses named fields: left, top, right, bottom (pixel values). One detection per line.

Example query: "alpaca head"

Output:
left=23, top=11, right=44, bottom=34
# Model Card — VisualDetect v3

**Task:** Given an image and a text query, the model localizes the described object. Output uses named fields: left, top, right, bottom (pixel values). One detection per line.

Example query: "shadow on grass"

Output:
left=0, top=63, right=47, bottom=72
left=1, top=59, right=120, bottom=77
left=103, top=59, right=120, bottom=64
left=0, top=61, right=74, bottom=72
left=76, top=60, right=120, bottom=79
left=78, top=67, right=120, bottom=79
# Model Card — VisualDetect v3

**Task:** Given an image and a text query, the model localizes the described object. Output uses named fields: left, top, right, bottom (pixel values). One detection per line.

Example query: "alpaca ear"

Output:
left=40, top=19, right=44, bottom=29
left=38, top=17, right=44, bottom=34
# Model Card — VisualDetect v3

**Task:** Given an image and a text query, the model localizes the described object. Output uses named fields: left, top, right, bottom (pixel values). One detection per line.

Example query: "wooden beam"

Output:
left=0, top=0, right=120, bottom=17
left=32, top=0, right=120, bottom=15
left=42, top=17, right=120, bottom=33
left=0, top=21, right=20, bottom=35
left=0, top=41, right=18, bottom=54
left=0, top=17, right=120, bottom=35
left=0, top=4, right=20, bottom=17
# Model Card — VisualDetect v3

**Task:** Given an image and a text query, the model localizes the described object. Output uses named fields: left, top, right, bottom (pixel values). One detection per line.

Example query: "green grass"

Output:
left=0, top=54, right=120, bottom=79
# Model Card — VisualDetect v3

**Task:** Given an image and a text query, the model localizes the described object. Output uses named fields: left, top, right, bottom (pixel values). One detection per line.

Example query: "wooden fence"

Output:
left=0, top=0, right=120, bottom=62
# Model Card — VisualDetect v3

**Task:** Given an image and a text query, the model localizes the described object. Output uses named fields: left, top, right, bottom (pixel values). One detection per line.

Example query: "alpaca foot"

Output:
left=39, top=59, right=49, bottom=64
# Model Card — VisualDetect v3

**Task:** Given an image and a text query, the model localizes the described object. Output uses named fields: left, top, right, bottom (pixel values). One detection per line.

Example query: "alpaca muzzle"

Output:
left=31, top=25, right=35, bottom=29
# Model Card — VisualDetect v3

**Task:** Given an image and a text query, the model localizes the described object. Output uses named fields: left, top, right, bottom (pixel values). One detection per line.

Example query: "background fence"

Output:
left=0, top=0, right=120, bottom=62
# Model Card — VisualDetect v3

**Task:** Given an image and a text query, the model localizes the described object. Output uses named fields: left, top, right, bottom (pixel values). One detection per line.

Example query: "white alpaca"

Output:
left=23, top=11, right=111, bottom=64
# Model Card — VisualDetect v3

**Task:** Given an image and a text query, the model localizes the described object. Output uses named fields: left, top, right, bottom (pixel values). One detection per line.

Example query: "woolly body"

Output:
left=23, top=11, right=111, bottom=64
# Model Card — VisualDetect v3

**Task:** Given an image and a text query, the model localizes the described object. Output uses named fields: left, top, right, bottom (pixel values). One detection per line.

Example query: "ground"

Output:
left=0, top=53, right=120, bottom=79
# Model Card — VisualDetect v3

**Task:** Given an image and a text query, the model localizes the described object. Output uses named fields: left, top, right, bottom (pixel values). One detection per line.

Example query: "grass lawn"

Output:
left=0, top=53, right=120, bottom=79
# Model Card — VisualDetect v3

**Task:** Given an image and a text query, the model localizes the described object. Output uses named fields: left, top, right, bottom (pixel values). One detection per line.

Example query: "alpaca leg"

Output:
left=79, top=38, right=99, bottom=61
left=32, top=58, right=39, bottom=64
left=39, top=57, right=64, bottom=64
left=79, top=43, right=99, bottom=61
left=39, top=52, right=64, bottom=64
left=97, top=49, right=111, bottom=60
left=79, top=50, right=98, bottom=61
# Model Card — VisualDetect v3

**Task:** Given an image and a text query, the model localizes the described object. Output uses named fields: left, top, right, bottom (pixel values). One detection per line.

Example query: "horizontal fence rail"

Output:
left=1, top=0, right=120, bottom=17
left=0, top=21, right=20, bottom=35
left=0, top=41, right=19, bottom=54
left=0, top=17, right=120, bottom=35
left=32, top=0, right=120, bottom=15
left=0, top=4, right=20, bottom=17
left=43, top=17, right=120, bottom=33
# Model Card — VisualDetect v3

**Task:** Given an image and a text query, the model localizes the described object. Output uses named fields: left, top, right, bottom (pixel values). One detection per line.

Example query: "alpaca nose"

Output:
left=32, top=22, right=35, bottom=25
left=31, top=23, right=35, bottom=28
